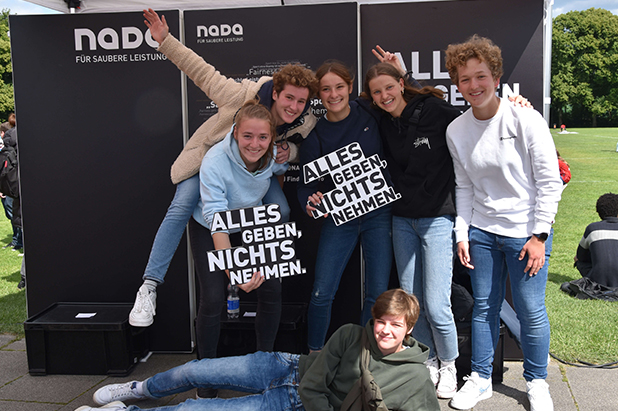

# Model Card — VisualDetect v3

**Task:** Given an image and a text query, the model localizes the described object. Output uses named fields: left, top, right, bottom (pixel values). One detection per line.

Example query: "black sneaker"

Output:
left=17, top=278, right=25, bottom=290
left=3, top=242, right=16, bottom=249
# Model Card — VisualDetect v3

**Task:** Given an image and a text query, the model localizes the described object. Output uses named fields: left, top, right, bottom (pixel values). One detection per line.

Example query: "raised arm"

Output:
left=372, top=45, right=405, bottom=75
left=143, top=8, right=169, bottom=45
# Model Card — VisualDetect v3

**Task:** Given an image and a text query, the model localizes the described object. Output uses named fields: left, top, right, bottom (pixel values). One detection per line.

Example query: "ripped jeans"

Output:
left=307, top=205, right=392, bottom=350
left=127, top=352, right=303, bottom=411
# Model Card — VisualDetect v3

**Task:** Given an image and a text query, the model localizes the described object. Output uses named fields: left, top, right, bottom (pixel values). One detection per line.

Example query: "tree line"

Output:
left=0, top=10, right=12, bottom=124
left=551, top=7, right=618, bottom=127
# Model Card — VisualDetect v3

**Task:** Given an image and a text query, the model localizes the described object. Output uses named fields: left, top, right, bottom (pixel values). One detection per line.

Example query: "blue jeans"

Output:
left=393, top=215, right=458, bottom=362
left=468, top=226, right=551, bottom=381
left=143, top=174, right=200, bottom=284
left=126, top=352, right=303, bottom=411
left=143, top=175, right=288, bottom=284
left=1, top=196, right=12, bottom=220
left=307, top=206, right=392, bottom=351
left=1, top=196, right=22, bottom=247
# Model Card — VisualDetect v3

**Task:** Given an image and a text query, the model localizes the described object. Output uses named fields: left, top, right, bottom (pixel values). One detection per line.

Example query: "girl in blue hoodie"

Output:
left=189, top=101, right=288, bottom=388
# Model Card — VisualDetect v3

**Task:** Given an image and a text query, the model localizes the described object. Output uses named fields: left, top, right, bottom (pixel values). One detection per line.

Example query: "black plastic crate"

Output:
left=24, top=302, right=148, bottom=376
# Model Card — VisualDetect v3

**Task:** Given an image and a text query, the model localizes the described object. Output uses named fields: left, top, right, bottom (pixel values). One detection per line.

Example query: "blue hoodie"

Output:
left=193, top=126, right=288, bottom=231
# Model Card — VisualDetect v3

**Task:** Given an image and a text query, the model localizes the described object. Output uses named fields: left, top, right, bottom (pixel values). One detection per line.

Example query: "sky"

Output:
left=3, top=0, right=618, bottom=17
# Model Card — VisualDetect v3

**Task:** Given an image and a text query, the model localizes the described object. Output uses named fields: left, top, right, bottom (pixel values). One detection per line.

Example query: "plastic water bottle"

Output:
left=227, top=284, right=240, bottom=319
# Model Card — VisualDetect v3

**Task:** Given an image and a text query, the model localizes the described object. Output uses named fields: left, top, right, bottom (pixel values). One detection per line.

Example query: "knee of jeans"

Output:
left=424, top=303, right=455, bottom=325
left=472, top=300, right=500, bottom=319
left=198, top=298, right=224, bottom=318
left=180, top=359, right=205, bottom=379
left=309, top=286, right=334, bottom=306
left=168, top=195, right=199, bottom=215
left=517, top=308, right=549, bottom=330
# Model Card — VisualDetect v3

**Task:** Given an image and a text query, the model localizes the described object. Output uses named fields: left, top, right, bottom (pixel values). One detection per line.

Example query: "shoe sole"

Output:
left=129, top=314, right=154, bottom=327
left=437, top=387, right=457, bottom=399
left=75, top=400, right=126, bottom=410
left=449, top=388, right=492, bottom=410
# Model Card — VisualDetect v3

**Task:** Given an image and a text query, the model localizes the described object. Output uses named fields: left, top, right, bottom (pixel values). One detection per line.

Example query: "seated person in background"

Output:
left=574, top=192, right=618, bottom=288
left=74, top=289, right=439, bottom=411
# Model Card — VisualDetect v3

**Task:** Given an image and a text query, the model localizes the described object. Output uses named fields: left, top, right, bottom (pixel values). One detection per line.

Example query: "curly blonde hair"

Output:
left=445, top=34, right=503, bottom=85
left=272, top=63, right=318, bottom=98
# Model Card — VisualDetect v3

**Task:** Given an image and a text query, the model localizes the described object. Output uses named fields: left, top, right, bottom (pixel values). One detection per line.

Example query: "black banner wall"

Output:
left=360, top=0, right=544, bottom=110
left=183, top=3, right=362, bottom=340
left=9, top=0, right=545, bottom=354
left=183, top=3, right=358, bottom=136
left=10, top=11, right=191, bottom=351
left=360, top=0, right=543, bottom=361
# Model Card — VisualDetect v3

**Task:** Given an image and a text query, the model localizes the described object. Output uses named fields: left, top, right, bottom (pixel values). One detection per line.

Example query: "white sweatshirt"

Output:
left=446, top=99, right=562, bottom=242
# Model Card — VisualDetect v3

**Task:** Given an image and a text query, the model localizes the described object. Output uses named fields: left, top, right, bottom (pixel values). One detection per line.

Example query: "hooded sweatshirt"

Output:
left=298, top=321, right=439, bottom=411
left=193, top=126, right=288, bottom=231
left=373, top=93, right=462, bottom=219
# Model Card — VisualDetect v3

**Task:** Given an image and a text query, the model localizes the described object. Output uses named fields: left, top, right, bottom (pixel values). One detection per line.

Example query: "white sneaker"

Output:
left=129, top=285, right=156, bottom=327
left=75, top=401, right=127, bottom=411
left=449, top=372, right=492, bottom=410
left=424, top=356, right=439, bottom=386
left=436, top=363, right=457, bottom=399
left=93, top=381, right=146, bottom=405
left=527, top=379, right=554, bottom=411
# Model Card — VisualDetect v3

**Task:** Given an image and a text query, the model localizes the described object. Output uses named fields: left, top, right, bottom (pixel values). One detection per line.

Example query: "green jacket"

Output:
left=298, top=321, right=440, bottom=411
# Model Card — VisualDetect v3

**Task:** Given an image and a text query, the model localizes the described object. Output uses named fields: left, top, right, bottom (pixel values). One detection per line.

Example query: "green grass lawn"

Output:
left=0, top=216, right=27, bottom=337
left=0, top=128, right=617, bottom=362
left=549, top=127, right=618, bottom=364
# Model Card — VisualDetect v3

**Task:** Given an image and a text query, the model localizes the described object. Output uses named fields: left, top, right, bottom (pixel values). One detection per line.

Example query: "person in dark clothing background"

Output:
left=574, top=193, right=618, bottom=288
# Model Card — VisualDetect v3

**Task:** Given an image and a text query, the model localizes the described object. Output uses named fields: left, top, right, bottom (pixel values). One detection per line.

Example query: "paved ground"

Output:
left=1, top=333, right=617, bottom=410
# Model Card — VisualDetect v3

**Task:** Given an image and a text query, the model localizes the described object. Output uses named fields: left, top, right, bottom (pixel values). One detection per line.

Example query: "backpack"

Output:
left=558, top=158, right=571, bottom=184
left=560, top=277, right=618, bottom=302
left=0, top=145, right=19, bottom=198
left=340, top=332, right=390, bottom=411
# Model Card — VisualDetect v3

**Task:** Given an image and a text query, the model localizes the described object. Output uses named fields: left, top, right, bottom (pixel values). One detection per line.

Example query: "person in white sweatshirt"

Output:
left=444, top=35, right=562, bottom=411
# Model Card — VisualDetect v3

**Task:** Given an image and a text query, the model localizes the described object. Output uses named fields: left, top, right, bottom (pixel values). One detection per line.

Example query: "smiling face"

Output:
left=373, top=314, right=412, bottom=356
left=233, top=117, right=273, bottom=172
left=271, top=84, right=310, bottom=126
left=319, top=72, right=352, bottom=122
left=456, top=57, right=501, bottom=120
left=368, top=74, right=407, bottom=118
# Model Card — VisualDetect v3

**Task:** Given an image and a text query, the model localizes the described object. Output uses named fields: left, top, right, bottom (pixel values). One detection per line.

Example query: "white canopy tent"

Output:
left=24, top=0, right=447, bottom=14
left=23, top=0, right=554, bottom=120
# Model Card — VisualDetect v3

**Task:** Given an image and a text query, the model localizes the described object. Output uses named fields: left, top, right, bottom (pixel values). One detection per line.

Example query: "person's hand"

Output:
left=306, top=192, right=327, bottom=218
left=237, top=271, right=265, bottom=293
left=143, top=8, right=169, bottom=45
left=275, top=142, right=290, bottom=164
left=457, top=241, right=474, bottom=269
left=509, top=95, right=533, bottom=109
left=520, top=236, right=546, bottom=276
left=372, top=45, right=405, bottom=75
